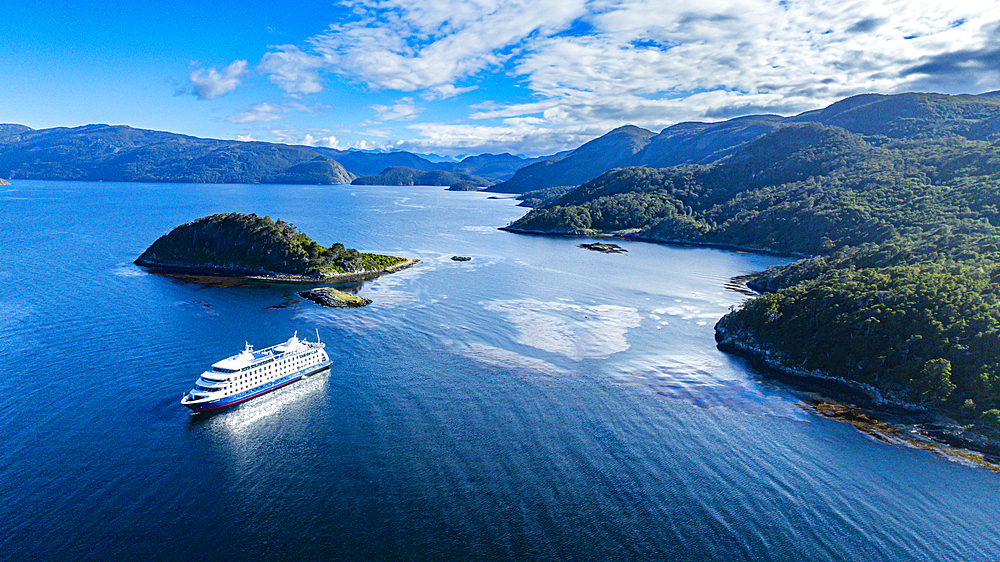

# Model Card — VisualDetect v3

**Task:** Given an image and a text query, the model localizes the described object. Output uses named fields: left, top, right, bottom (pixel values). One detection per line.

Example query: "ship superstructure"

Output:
left=181, top=331, right=331, bottom=413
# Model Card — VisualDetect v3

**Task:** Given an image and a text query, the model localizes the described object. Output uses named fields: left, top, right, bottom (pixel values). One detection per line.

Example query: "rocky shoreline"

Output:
left=139, top=258, right=419, bottom=284
left=505, top=225, right=1000, bottom=468
left=499, top=225, right=809, bottom=258
left=715, top=322, right=1000, bottom=469
left=805, top=399, right=1000, bottom=472
left=248, top=258, right=419, bottom=283
left=579, top=242, right=627, bottom=253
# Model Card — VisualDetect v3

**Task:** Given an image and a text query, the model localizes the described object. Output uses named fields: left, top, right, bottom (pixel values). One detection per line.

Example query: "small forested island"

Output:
left=351, top=166, right=489, bottom=189
left=505, top=92, right=1000, bottom=448
left=135, top=213, right=416, bottom=282
left=447, top=181, right=483, bottom=191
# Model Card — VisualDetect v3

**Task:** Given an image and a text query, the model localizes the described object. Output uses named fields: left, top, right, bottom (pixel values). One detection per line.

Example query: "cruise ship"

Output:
left=181, top=331, right=331, bottom=413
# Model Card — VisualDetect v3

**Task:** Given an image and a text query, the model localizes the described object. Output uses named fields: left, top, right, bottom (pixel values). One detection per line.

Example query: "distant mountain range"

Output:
left=507, top=91, right=1000, bottom=249
left=6, top=91, right=1000, bottom=191
left=0, top=123, right=551, bottom=185
left=488, top=125, right=657, bottom=193
left=488, top=91, right=1000, bottom=193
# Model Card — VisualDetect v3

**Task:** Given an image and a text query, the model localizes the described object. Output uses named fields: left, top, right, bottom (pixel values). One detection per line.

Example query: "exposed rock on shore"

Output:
left=806, top=399, right=999, bottom=471
left=298, top=287, right=372, bottom=308
left=716, top=321, right=1000, bottom=464
left=579, top=242, right=626, bottom=253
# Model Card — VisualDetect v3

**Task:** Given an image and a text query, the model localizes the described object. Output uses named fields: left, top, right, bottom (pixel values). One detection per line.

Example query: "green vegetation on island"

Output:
left=447, top=181, right=483, bottom=191
left=135, top=213, right=412, bottom=280
left=505, top=92, right=1000, bottom=437
left=516, top=185, right=577, bottom=207
left=351, top=166, right=490, bottom=188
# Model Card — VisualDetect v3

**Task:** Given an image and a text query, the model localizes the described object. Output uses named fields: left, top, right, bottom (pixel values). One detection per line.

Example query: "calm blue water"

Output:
left=1, top=180, right=998, bottom=561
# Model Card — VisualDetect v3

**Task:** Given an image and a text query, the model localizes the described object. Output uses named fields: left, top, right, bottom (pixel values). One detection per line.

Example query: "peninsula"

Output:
left=502, top=92, right=1000, bottom=449
left=135, top=213, right=416, bottom=282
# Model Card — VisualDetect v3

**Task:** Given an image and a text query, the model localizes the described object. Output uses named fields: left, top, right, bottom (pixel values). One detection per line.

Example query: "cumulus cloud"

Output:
left=266, top=128, right=363, bottom=149
left=300, top=134, right=341, bottom=148
left=397, top=121, right=604, bottom=155
left=370, top=97, right=423, bottom=120
left=308, top=0, right=589, bottom=91
left=188, top=60, right=249, bottom=100
left=226, top=102, right=286, bottom=123
left=847, top=17, right=888, bottom=33
left=226, top=101, right=328, bottom=124
left=224, top=1, right=1000, bottom=155
left=259, top=45, right=326, bottom=95
left=901, top=20, right=1000, bottom=92
left=424, top=84, right=479, bottom=100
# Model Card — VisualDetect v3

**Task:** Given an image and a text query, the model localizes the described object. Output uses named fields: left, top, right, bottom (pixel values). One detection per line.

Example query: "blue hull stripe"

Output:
left=185, top=361, right=331, bottom=413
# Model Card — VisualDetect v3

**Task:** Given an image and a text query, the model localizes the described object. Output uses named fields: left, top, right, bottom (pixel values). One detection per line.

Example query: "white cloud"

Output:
left=292, top=0, right=1000, bottom=124
left=370, top=97, right=423, bottom=120
left=226, top=102, right=286, bottom=123
left=216, top=1, right=1000, bottom=155
left=299, top=134, right=341, bottom=148
left=258, top=45, right=326, bottom=95
left=225, top=101, right=329, bottom=124
left=397, top=121, right=605, bottom=155
left=235, top=134, right=257, bottom=142
left=493, top=0, right=1000, bottom=122
left=308, top=0, right=589, bottom=91
left=423, top=84, right=479, bottom=100
left=188, top=60, right=249, bottom=100
left=266, top=128, right=351, bottom=148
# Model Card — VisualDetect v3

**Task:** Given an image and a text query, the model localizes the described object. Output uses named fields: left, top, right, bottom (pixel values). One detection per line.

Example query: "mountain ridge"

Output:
left=491, top=91, right=1000, bottom=194
left=0, top=124, right=547, bottom=185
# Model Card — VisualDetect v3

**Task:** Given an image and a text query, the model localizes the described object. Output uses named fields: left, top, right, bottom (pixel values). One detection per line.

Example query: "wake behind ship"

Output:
left=181, top=331, right=331, bottom=413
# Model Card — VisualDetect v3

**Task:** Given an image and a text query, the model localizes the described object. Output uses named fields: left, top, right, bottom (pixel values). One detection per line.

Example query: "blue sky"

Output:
left=4, top=0, right=999, bottom=156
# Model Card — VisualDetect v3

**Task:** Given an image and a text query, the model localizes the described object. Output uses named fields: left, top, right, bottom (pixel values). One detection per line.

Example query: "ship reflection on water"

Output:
left=188, top=367, right=332, bottom=433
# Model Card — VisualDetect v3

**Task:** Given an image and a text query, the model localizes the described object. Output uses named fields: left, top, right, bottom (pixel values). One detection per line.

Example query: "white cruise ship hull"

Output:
left=182, top=362, right=330, bottom=413
left=181, top=332, right=331, bottom=413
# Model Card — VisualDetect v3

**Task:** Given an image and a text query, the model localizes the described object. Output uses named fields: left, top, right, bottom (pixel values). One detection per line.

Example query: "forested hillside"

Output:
left=506, top=92, right=1000, bottom=427
left=0, top=124, right=358, bottom=184
left=351, top=166, right=490, bottom=187
left=0, top=124, right=542, bottom=185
